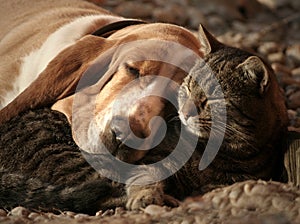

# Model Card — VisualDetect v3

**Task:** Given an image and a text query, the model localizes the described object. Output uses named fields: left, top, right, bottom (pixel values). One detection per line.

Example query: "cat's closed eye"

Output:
left=178, top=88, right=188, bottom=100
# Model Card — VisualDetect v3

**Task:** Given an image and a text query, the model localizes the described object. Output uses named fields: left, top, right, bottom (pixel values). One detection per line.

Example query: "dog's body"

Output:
left=0, top=0, right=113, bottom=107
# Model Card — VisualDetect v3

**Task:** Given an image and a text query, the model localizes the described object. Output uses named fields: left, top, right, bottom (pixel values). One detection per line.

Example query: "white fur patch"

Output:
left=2, top=14, right=123, bottom=107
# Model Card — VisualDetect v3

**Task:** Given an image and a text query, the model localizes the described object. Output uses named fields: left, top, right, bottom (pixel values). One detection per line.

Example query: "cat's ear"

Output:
left=198, top=24, right=223, bottom=55
left=238, top=56, right=270, bottom=95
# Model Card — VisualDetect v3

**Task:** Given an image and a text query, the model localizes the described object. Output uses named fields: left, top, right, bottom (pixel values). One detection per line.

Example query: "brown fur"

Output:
left=0, top=0, right=113, bottom=103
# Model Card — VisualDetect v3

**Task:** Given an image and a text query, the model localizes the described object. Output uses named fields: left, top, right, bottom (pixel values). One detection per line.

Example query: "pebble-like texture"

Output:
left=0, top=180, right=299, bottom=224
left=1, top=0, right=300, bottom=223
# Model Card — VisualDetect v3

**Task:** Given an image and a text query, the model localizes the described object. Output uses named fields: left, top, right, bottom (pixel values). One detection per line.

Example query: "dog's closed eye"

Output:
left=125, top=63, right=140, bottom=78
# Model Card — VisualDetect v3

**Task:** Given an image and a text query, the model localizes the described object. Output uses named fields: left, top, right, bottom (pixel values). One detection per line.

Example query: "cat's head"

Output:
left=178, top=25, right=288, bottom=149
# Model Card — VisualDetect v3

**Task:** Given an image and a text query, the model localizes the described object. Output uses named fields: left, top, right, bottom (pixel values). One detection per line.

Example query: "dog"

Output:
left=0, top=0, right=206, bottom=156
left=0, top=0, right=211, bottom=209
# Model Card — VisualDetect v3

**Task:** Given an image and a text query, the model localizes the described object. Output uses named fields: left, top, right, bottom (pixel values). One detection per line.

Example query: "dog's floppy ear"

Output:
left=52, top=95, right=74, bottom=123
left=51, top=46, right=117, bottom=123
left=0, top=35, right=116, bottom=124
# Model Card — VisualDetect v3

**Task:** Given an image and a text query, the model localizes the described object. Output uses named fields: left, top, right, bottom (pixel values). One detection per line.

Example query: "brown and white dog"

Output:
left=0, top=0, right=210, bottom=209
left=0, top=0, right=207, bottom=156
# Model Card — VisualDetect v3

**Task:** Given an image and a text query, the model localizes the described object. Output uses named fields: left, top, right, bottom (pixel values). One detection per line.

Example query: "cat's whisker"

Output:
left=217, top=121, right=256, bottom=149
left=165, top=114, right=180, bottom=123
left=209, top=119, right=257, bottom=149
left=167, top=116, right=180, bottom=123
left=190, top=118, right=255, bottom=149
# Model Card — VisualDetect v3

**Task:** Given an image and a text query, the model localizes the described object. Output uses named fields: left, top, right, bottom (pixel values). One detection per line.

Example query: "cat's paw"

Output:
left=126, top=188, right=164, bottom=210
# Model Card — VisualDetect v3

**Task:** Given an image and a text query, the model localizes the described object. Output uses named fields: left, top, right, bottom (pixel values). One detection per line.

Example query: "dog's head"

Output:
left=0, top=23, right=203, bottom=163
left=51, top=23, right=203, bottom=163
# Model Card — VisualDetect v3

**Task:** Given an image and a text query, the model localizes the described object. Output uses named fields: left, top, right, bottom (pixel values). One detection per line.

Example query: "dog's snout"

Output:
left=110, top=96, right=165, bottom=142
left=128, top=96, right=165, bottom=138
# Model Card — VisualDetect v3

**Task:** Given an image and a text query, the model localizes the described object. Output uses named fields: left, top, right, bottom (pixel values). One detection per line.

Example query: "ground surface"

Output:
left=1, top=180, right=299, bottom=223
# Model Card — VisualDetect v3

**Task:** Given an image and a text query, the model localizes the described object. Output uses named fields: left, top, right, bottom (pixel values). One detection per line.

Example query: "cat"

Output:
left=123, top=25, right=289, bottom=208
left=0, top=25, right=289, bottom=213
left=175, top=25, right=289, bottom=191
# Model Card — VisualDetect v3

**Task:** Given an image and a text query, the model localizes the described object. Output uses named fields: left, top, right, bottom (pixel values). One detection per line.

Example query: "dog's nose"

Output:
left=112, top=127, right=124, bottom=142
left=111, top=116, right=129, bottom=142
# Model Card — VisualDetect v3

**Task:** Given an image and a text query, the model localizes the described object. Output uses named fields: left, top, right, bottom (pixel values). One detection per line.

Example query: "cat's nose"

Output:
left=179, top=110, right=194, bottom=125
left=179, top=99, right=198, bottom=122
left=182, top=112, right=190, bottom=120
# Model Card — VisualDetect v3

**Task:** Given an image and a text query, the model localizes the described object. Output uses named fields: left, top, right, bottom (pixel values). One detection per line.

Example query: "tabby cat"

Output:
left=176, top=25, right=289, bottom=190
left=124, top=26, right=289, bottom=208
left=0, top=25, right=288, bottom=213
